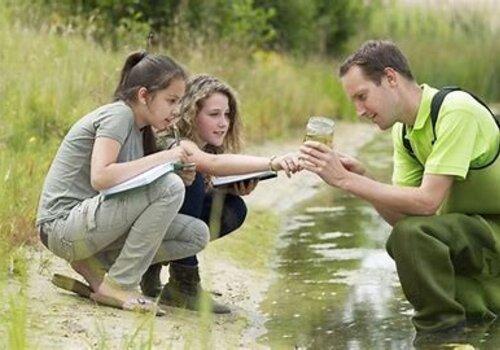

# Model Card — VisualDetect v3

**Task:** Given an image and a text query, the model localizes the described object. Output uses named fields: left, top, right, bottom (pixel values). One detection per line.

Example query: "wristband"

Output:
left=269, top=155, right=278, bottom=171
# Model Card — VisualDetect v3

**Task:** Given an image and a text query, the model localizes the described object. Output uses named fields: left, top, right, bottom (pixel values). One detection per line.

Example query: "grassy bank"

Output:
left=0, top=5, right=339, bottom=345
left=2, top=0, right=499, bottom=253
left=0, top=2, right=350, bottom=257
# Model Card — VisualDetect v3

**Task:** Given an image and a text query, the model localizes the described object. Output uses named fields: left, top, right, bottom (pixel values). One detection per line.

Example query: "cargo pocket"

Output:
left=47, top=220, right=75, bottom=262
left=92, top=194, right=130, bottom=232
left=82, top=196, right=102, bottom=232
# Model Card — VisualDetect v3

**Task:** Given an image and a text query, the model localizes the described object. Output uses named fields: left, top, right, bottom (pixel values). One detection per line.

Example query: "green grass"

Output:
left=4, top=0, right=497, bottom=254
left=205, top=209, right=281, bottom=271
left=0, top=246, right=29, bottom=349
left=0, top=0, right=350, bottom=256
left=5, top=296, right=27, bottom=350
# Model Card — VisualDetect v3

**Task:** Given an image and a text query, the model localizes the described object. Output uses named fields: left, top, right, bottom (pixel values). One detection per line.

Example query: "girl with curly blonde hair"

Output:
left=175, top=74, right=243, bottom=154
left=141, top=74, right=299, bottom=314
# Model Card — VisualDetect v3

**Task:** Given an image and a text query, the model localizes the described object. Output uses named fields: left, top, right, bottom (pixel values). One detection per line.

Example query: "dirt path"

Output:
left=7, top=122, right=377, bottom=349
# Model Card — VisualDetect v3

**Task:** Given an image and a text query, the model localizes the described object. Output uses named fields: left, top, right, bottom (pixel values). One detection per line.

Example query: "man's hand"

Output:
left=299, top=141, right=351, bottom=187
left=337, top=151, right=366, bottom=176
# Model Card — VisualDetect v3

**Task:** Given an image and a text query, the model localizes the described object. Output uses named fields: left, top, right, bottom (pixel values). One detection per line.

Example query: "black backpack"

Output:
left=402, top=86, right=500, bottom=170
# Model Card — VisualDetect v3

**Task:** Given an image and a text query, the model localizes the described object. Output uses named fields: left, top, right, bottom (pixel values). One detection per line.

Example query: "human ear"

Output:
left=137, top=87, right=149, bottom=105
left=384, top=67, right=398, bottom=86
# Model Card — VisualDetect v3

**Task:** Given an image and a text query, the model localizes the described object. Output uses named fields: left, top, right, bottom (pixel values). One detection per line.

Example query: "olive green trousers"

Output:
left=386, top=213, right=500, bottom=332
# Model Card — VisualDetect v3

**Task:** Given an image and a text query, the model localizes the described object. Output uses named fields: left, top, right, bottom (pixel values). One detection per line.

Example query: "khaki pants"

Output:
left=42, top=173, right=210, bottom=290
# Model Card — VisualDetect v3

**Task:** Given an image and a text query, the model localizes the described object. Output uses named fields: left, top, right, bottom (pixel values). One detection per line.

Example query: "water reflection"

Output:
left=260, top=134, right=414, bottom=349
left=259, top=134, right=500, bottom=349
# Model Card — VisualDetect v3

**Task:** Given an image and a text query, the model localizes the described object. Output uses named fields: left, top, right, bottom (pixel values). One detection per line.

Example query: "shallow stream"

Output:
left=259, top=133, right=500, bottom=349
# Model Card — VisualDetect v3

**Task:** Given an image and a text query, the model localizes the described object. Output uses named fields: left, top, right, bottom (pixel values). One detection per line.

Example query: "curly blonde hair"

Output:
left=175, top=74, right=242, bottom=154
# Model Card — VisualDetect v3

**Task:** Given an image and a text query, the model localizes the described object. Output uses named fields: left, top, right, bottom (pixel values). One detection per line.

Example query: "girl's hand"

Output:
left=271, top=153, right=301, bottom=178
left=299, top=141, right=351, bottom=187
left=176, top=163, right=197, bottom=186
left=230, top=179, right=258, bottom=196
left=164, top=144, right=192, bottom=163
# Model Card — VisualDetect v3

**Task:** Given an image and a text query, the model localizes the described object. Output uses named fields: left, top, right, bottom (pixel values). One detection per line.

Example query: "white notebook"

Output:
left=100, top=162, right=175, bottom=199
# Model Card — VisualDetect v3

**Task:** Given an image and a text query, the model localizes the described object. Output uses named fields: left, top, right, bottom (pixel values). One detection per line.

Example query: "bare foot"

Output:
left=91, top=275, right=165, bottom=315
left=95, top=276, right=142, bottom=302
left=70, top=257, right=106, bottom=291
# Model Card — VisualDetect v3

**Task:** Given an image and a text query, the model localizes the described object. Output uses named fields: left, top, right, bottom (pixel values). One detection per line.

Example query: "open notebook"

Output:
left=100, top=162, right=175, bottom=199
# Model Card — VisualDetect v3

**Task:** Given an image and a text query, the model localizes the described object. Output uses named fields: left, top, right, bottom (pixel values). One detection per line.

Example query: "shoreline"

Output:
left=201, top=121, right=378, bottom=348
left=1, top=121, right=378, bottom=349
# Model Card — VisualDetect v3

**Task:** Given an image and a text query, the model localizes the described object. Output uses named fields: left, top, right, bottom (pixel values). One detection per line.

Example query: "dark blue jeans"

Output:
left=174, top=172, right=247, bottom=266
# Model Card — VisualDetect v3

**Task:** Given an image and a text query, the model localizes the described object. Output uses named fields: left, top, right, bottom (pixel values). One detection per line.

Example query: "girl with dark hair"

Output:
left=141, top=74, right=301, bottom=313
left=36, top=51, right=210, bottom=314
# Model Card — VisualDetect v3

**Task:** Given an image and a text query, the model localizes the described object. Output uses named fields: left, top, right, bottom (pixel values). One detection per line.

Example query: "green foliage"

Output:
left=180, top=0, right=276, bottom=50
left=0, top=246, right=29, bottom=350
left=315, top=0, right=376, bottom=55
left=10, top=0, right=373, bottom=55
left=256, top=0, right=317, bottom=54
left=346, top=0, right=500, bottom=101
left=256, top=0, right=375, bottom=55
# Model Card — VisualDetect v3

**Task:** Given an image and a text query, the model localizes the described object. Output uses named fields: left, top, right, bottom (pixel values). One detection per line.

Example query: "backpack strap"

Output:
left=402, top=86, right=500, bottom=166
left=401, top=123, right=417, bottom=160
left=429, top=86, right=461, bottom=144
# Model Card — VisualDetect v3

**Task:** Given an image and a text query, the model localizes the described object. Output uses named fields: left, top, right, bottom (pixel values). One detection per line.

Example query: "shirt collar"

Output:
left=411, top=84, right=438, bottom=131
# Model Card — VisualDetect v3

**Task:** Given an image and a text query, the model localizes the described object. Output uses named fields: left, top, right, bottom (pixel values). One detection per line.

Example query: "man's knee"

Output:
left=386, top=216, right=428, bottom=257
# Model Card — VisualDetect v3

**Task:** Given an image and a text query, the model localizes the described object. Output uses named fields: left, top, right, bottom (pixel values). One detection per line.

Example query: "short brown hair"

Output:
left=339, top=40, right=414, bottom=84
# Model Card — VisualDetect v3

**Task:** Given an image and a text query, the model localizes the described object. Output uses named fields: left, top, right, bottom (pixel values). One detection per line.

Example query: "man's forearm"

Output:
left=353, top=171, right=407, bottom=225
left=373, top=203, right=406, bottom=226
left=339, top=172, right=439, bottom=216
left=299, top=141, right=451, bottom=218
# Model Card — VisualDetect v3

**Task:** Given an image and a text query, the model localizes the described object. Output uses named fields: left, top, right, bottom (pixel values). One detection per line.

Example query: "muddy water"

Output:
left=258, top=134, right=500, bottom=349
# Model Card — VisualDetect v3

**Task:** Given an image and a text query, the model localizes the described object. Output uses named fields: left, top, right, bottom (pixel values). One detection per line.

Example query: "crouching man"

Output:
left=300, top=40, right=500, bottom=342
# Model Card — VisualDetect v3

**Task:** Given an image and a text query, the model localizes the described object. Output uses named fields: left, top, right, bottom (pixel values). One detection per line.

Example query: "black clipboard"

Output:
left=212, top=170, right=277, bottom=188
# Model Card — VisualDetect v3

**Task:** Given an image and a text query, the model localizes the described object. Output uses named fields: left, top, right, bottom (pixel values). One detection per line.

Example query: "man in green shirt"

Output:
left=300, top=40, right=500, bottom=340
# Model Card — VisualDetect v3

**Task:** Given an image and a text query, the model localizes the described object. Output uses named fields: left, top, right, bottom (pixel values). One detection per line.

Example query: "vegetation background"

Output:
left=0, top=0, right=498, bottom=347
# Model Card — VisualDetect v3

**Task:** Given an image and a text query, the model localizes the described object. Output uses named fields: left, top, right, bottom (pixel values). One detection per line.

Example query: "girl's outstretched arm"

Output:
left=182, top=140, right=300, bottom=177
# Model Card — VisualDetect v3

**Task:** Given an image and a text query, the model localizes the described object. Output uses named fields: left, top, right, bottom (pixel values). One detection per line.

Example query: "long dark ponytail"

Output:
left=114, top=51, right=187, bottom=155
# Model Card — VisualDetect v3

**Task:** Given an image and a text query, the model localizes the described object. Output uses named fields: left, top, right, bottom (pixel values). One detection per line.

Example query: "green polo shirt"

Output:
left=391, top=84, right=499, bottom=187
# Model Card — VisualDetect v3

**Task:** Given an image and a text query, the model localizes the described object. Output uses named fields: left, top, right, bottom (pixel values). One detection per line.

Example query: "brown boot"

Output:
left=140, top=263, right=164, bottom=298
left=160, top=263, right=231, bottom=314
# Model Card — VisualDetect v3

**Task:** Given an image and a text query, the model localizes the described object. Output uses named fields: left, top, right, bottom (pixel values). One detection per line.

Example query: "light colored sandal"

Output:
left=90, top=292, right=166, bottom=316
left=90, top=274, right=166, bottom=316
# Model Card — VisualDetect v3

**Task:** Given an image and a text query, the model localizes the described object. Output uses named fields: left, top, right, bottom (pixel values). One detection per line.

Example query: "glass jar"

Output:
left=304, top=116, right=335, bottom=147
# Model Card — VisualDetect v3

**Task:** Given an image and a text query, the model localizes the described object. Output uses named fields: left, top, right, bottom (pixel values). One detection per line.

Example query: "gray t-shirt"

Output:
left=36, top=101, right=144, bottom=226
